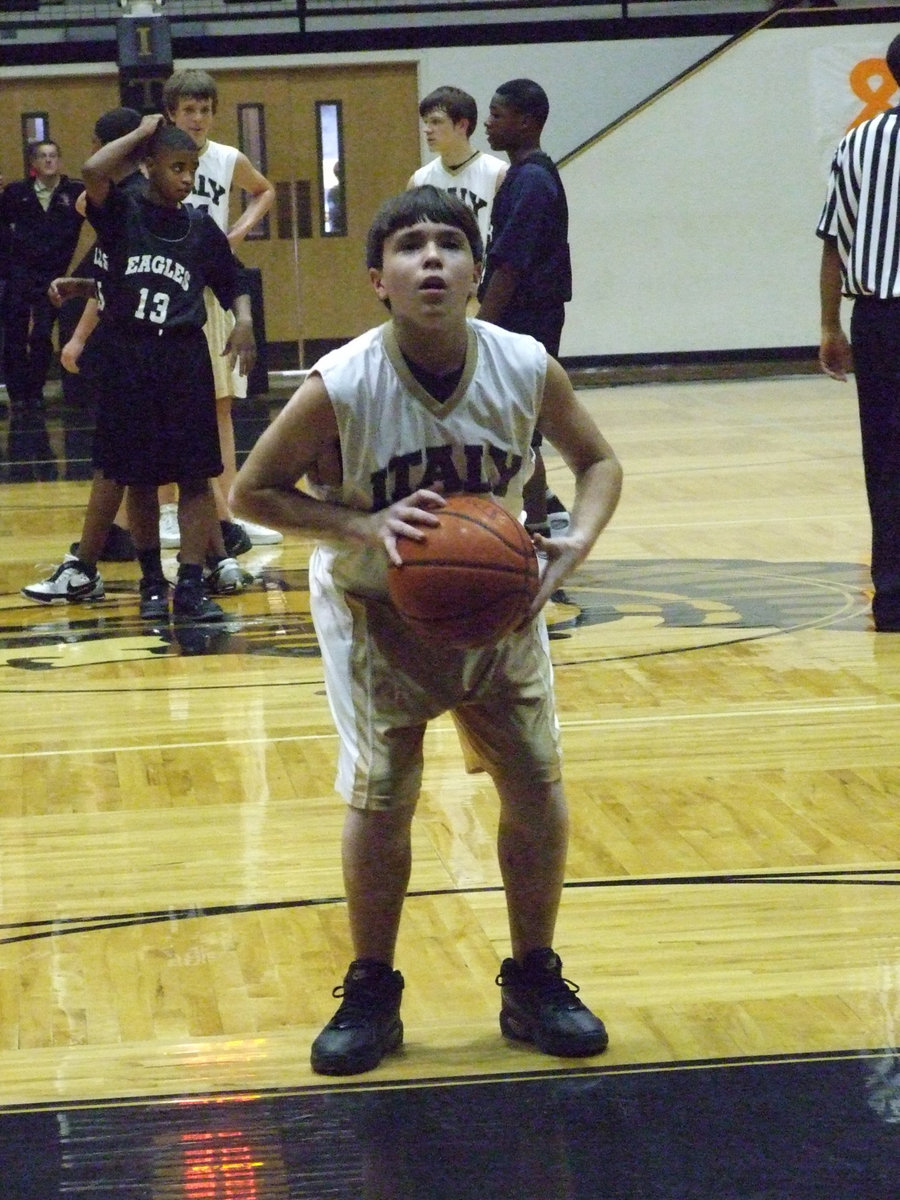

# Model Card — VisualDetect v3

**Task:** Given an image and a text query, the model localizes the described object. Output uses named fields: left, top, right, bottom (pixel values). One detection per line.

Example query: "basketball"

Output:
left=386, top=493, right=540, bottom=648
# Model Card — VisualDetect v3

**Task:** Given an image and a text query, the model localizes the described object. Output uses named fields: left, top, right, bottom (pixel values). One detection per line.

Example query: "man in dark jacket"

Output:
left=0, top=139, right=84, bottom=416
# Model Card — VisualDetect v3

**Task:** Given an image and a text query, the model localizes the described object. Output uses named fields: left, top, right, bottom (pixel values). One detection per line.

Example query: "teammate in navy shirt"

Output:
left=478, top=79, right=572, bottom=538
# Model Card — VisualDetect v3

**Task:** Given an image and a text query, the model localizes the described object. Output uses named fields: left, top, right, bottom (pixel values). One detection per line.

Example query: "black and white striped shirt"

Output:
left=817, top=107, right=900, bottom=298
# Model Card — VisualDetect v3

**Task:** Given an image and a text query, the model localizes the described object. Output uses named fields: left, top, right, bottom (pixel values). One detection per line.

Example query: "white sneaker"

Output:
left=159, top=502, right=180, bottom=549
left=22, top=554, right=105, bottom=603
left=547, top=510, right=571, bottom=538
left=206, top=556, right=247, bottom=594
left=233, top=517, right=283, bottom=545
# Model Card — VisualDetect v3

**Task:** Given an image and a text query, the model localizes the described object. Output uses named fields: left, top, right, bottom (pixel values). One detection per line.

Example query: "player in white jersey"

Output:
left=407, top=85, right=506, bottom=250
left=232, top=186, right=622, bottom=1077
left=160, top=69, right=281, bottom=553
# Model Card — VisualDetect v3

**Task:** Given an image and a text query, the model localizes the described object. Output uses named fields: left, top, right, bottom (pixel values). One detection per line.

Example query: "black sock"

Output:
left=137, top=547, right=164, bottom=582
left=177, top=562, right=204, bottom=586
left=73, top=556, right=97, bottom=577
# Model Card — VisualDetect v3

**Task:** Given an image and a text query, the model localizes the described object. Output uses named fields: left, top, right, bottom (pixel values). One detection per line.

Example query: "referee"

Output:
left=817, top=33, right=900, bottom=632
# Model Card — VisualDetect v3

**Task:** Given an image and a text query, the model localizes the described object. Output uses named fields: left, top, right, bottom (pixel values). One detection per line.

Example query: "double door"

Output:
left=0, top=61, right=421, bottom=366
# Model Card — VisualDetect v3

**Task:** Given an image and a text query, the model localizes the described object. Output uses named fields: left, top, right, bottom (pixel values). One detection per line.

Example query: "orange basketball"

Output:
left=386, top=493, right=540, bottom=648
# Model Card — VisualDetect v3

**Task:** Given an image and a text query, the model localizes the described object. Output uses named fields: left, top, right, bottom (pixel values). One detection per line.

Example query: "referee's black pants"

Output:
left=850, top=297, right=900, bottom=628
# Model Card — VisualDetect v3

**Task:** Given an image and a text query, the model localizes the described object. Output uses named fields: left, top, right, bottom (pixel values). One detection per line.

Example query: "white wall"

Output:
left=225, top=20, right=899, bottom=359
left=412, top=36, right=729, bottom=164
left=559, top=22, right=900, bottom=357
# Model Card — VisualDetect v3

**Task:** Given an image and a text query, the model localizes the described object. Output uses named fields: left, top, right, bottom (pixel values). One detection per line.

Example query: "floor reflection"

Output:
left=1, top=1052, right=898, bottom=1198
left=0, top=390, right=281, bottom=485
left=4, top=407, right=60, bottom=483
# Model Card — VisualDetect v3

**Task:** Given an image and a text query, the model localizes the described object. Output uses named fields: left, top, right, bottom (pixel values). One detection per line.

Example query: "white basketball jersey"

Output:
left=411, top=152, right=506, bottom=247
left=186, top=140, right=247, bottom=397
left=310, top=318, right=545, bottom=598
left=189, top=139, right=238, bottom=233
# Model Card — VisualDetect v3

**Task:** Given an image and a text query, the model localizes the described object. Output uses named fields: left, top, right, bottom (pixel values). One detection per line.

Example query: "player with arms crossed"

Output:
left=231, top=186, right=622, bottom=1075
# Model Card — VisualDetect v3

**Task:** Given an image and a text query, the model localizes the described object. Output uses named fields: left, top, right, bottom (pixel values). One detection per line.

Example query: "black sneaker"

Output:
left=497, top=948, right=608, bottom=1058
left=139, top=576, right=170, bottom=622
left=172, top=580, right=225, bottom=624
left=71, top=523, right=137, bottom=563
left=221, top=519, right=252, bottom=558
left=310, top=959, right=404, bottom=1075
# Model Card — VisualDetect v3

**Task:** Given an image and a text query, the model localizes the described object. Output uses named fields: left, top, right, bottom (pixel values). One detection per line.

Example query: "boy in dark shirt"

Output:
left=478, top=78, right=573, bottom=539
left=23, top=115, right=255, bottom=623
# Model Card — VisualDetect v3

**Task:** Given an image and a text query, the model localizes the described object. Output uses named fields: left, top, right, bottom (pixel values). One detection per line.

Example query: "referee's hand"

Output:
left=819, top=328, right=853, bottom=381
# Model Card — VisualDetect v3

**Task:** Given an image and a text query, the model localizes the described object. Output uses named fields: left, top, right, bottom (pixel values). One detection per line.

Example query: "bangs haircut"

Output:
left=162, top=68, right=218, bottom=115
left=366, top=185, right=483, bottom=270
left=419, top=86, right=478, bottom=137
left=147, top=125, right=198, bottom=157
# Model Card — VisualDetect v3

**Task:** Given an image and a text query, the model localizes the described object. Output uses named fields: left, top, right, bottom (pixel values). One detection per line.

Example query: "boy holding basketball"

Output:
left=231, top=185, right=622, bottom=1075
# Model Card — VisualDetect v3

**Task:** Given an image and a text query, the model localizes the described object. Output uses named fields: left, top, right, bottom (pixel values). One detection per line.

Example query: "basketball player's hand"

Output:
left=819, top=329, right=852, bottom=381
left=225, top=318, right=257, bottom=377
left=525, top=531, right=584, bottom=618
left=374, top=489, right=445, bottom=567
left=138, top=113, right=165, bottom=141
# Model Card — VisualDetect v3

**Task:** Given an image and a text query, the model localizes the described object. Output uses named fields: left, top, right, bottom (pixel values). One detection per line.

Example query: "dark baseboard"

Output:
left=561, top=346, right=821, bottom=387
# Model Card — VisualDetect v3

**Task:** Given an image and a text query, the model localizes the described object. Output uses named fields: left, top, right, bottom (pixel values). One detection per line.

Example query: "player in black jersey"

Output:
left=23, top=115, right=255, bottom=624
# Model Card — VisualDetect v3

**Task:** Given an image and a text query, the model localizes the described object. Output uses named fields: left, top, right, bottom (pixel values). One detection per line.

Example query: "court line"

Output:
left=0, top=694, right=895, bottom=762
left=2, top=867, right=897, bottom=946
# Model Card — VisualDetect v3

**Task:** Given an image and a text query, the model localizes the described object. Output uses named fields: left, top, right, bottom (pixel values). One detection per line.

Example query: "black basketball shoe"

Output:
left=71, top=522, right=137, bottom=563
left=311, top=959, right=404, bottom=1075
left=172, top=579, right=225, bottom=624
left=220, top=520, right=252, bottom=558
left=497, top=947, right=608, bottom=1057
left=139, top=576, right=170, bottom=622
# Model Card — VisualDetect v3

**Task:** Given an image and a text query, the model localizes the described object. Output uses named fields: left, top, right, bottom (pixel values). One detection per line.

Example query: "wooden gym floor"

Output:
left=0, top=372, right=898, bottom=1197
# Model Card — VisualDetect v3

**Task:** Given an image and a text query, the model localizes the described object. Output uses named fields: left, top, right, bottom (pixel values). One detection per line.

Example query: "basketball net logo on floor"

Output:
left=0, top=558, right=872, bottom=682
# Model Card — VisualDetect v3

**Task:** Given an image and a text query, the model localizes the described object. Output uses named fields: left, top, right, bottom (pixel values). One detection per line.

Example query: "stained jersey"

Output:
left=184, top=138, right=249, bottom=399
left=86, top=187, right=239, bottom=332
left=186, top=139, right=238, bottom=231
left=309, top=317, right=546, bottom=599
left=411, top=152, right=506, bottom=248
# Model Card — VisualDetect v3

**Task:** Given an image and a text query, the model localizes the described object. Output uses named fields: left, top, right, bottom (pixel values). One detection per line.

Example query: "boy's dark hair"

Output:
left=419, top=86, right=478, bottom=139
left=147, top=125, right=198, bottom=158
left=94, top=107, right=142, bottom=146
left=888, top=34, right=900, bottom=88
left=494, top=78, right=550, bottom=128
left=366, top=185, right=483, bottom=271
left=163, top=68, right=218, bottom=116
